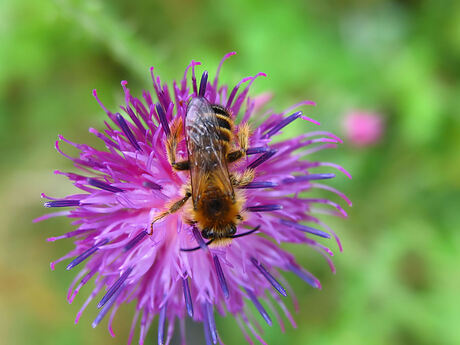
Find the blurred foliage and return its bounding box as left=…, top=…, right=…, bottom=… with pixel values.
left=1, top=0, right=459, bottom=344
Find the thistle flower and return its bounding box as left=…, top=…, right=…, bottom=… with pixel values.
left=37, top=53, right=351, bottom=345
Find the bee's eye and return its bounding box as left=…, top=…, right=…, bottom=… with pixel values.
left=229, top=224, right=237, bottom=235
left=202, top=228, right=213, bottom=239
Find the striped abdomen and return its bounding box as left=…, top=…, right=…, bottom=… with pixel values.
left=211, top=104, right=233, bottom=153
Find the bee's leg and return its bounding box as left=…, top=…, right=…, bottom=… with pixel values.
left=149, top=191, right=192, bottom=235
left=166, top=118, right=190, bottom=171
left=227, top=122, right=250, bottom=163
left=230, top=169, right=255, bottom=188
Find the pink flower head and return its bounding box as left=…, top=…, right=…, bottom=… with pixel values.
left=343, top=110, right=384, bottom=147
left=37, top=53, right=351, bottom=345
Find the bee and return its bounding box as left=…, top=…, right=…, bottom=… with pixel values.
left=150, top=96, right=255, bottom=246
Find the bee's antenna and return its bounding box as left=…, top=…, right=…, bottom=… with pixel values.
left=229, top=225, right=261, bottom=239
left=180, top=239, right=214, bottom=252
left=181, top=226, right=260, bottom=252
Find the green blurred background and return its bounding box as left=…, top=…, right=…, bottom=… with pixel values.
left=1, top=0, right=459, bottom=344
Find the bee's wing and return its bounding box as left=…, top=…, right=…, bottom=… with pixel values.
left=185, top=97, right=234, bottom=207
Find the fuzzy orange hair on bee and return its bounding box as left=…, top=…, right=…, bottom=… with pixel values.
left=149, top=71, right=256, bottom=247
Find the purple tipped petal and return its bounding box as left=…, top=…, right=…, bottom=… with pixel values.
left=288, top=264, right=321, bottom=289
left=246, top=204, right=282, bottom=212
left=191, top=63, right=199, bottom=96
left=280, top=219, right=330, bottom=239
left=304, top=198, right=348, bottom=217
left=226, top=76, right=252, bottom=109
left=213, top=255, right=229, bottom=299
left=240, top=181, right=278, bottom=189
left=251, top=258, right=287, bottom=297
left=262, top=111, right=302, bottom=139
left=182, top=278, right=194, bottom=317
left=192, top=226, right=209, bottom=252
left=205, top=302, right=218, bottom=344
left=116, top=113, right=142, bottom=151
left=98, top=267, right=133, bottom=308
left=245, top=288, right=272, bottom=326
left=281, top=173, right=335, bottom=184
left=202, top=304, right=213, bottom=345
left=92, top=283, right=126, bottom=328
left=155, top=103, right=170, bottom=136
left=246, top=146, right=269, bottom=155
left=142, top=181, right=162, bottom=190
left=87, top=178, right=124, bottom=193
left=199, top=71, right=208, bottom=97
left=47, top=228, right=95, bottom=242
left=123, top=231, right=148, bottom=251
left=44, top=200, right=80, bottom=208
left=214, top=52, right=236, bottom=87
left=247, top=149, right=277, bottom=169
left=66, top=238, right=109, bottom=270
left=158, top=303, right=167, bottom=345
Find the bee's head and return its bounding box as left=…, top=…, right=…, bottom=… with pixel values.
left=201, top=223, right=237, bottom=239
left=201, top=227, right=214, bottom=239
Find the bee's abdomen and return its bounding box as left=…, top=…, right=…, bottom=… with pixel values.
left=215, top=114, right=233, bottom=145
left=216, top=115, right=231, bottom=130
left=211, top=104, right=231, bottom=117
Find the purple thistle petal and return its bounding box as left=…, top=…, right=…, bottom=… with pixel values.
left=142, top=181, right=162, bottom=190
left=226, top=76, right=253, bottom=109
left=199, top=71, right=208, bottom=97
left=250, top=258, right=287, bottom=297
left=182, top=278, right=194, bottom=317
left=123, top=103, right=146, bottom=135
left=155, top=103, right=170, bottom=136
left=44, top=199, right=80, bottom=208
left=89, top=127, right=121, bottom=150
left=116, top=113, right=142, bottom=151
left=66, top=238, right=109, bottom=270
left=158, top=302, right=167, bottom=345
left=87, top=178, right=124, bottom=193
left=92, top=283, right=126, bottom=328
left=281, top=173, right=335, bottom=184
left=192, top=226, right=209, bottom=252
left=202, top=303, right=213, bottom=345
left=213, top=255, right=229, bottom=299
left=205, top=301, right=218, bottom=344
left=311, top=182, right=352, bottom=207
left=213, top=52, right=236, bottom=88
left=246, top=146, right=269, bottom=155
left=288, top=264, right=321, bottom=289
left=98, top=267, right=133, bottom=308
left=47, top=228, right=95, bottom=242
left=304, top=198, right=348, bottom=217
left=262, top=111, right=302, bottom=139
left=240, top=181, right=278, bottom=189
left=191, top=63, right=199, bottom=96
left=123, top=231, right=148, bottom=252
left=247, top=149, right=277, bottom=169
left=245, top=288, right=272, bottom=326
left=246, top=204, right=282, bottom=212
left=280, top=219, right=330, bottom=239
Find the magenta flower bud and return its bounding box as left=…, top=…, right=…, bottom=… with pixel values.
left=38, top=53, right=351, bottom=344
left=343, top=110, right=384, bottom=147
